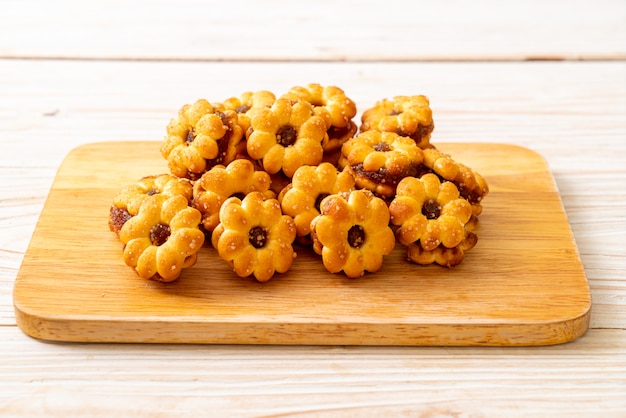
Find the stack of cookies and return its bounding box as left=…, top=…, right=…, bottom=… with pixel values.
left=108, top=84, right=488, bottom=282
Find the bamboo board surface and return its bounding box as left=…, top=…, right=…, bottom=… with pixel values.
left=13, top=141, right=591, bottom=346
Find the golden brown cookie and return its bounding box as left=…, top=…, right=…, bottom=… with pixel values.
left=246, top=98, right=328, bottom=178
left=340, top=130, right=424, bottom=198
left=118, top=194, right=205, bottom=282
left=421, top=147, right=489, bottom=215
left=161, top=99, right=245, bottom=180
left=279, top=162, right=355, bottom=242
left=388, top=173, right=473, bottom=250
left=211, top=192, right=297, bottom=282
left=108, top=174, right=193, bottom=235
left=310, top=190, right=395, bottom=278
left=192, top=159, right=275, bottom=234
left=360, top=95, right=434, bottom=149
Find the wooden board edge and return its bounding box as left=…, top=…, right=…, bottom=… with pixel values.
left=13, top=301, right=591, bottom=347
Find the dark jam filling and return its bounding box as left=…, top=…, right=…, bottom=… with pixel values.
left=186, top=128, right=196, bottom=144
left=421, top=121, right=434, bottom=137
left=216, top=111, right=228, bottom=124
left=276, top=125, right=297, bottom=147
left=150, top=223, right=171, bottom=246
left=248, top=226, right=267, bottom=249
left=458, top=184, right=483, bottom=205
left=406, top=121, right=434, bottom=141
left=206, top=131, right=232, bottom=167
left=109, top=206, right=132, bottom=232
left=373, top=142, right=391, bottom=152
left=314, top=193, right=330, bottom=212
left=347, top=225, right=365, bottom=248
left=235, top=104, right=251, bottom=114
left=351, top=163, right=417, bottom=186
left=422, top=199, right=441, bottom=220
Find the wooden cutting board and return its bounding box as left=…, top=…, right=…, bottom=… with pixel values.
left=13, top=141, right=591, bottom=346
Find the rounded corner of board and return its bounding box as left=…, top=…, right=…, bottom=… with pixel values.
left=13, top=298, right=68, bottom=343
left=13, top=303, right=49, bottom=342
left=542, top=307, right=592, bottom=346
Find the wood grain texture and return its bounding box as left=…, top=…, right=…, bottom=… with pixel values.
left=1, top=0, right=625, bottom=61
left=1, top=326, right=625, bottom=416
left=1, top=0, right=625, bottom=413
left=13, top=141, right=591, bottom=346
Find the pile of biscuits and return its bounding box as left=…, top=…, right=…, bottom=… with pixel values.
left=108, top=84, right=488, bottom=282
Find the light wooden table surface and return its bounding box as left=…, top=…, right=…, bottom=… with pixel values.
left=1, top=0, right=625, bottom=416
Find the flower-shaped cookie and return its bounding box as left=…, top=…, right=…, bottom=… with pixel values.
left=422, top=147, right=489, bottom=215
left=222, top=90, right=277, bottom=133
left=211, top=192, right=297, bottom=282
left=360, top=95, right=434, bottom=149
left=161, top=99, right=245, bottom=180
left=279, top=162, right=355, bottom=240
left=310, top=190, right=395, bottom=278
left=281, top=83, right=357, bottom=130
left=246, top=98, right=327, bottom=178
left=108, top=174, right=193, bottom=235
left=119, top=194, right=205, bottom=282
left=192, top=159, right=275, bottom=233
left=340, top=130, right=424, bottom=198
left=388, top=173, right=473, bottom=251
